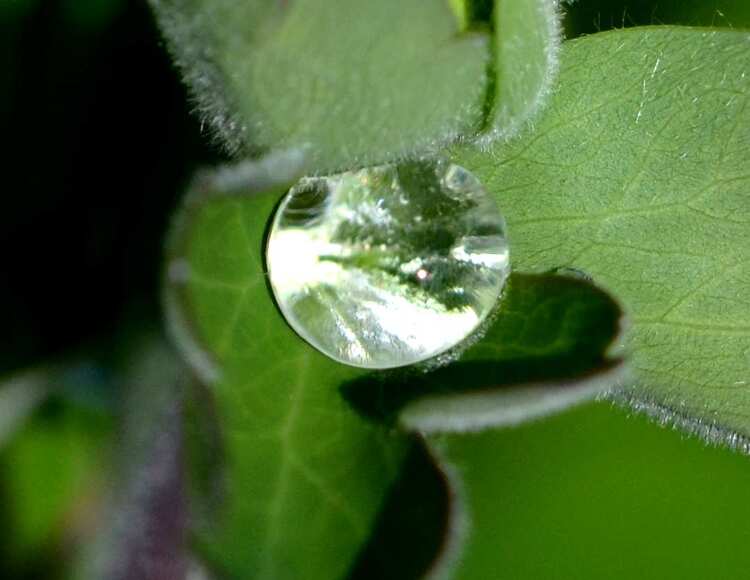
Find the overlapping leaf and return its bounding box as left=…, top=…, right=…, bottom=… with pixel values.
left=151, top=0, right=489, bottom=172
left=164, top=151, right=625, bottom=578
left=481, top=0, right=561, bottom=141
left=454, top=26, right=750, bottom=447
left=150, top=0, right=562, bottom=172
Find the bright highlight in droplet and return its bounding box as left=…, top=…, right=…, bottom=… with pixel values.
left=266, top=159, right=510, bottom=369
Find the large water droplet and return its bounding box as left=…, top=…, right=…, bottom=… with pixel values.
left=266, top=159, right=510, bottom=369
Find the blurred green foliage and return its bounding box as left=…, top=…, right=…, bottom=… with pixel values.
left=0, top=400, right=112, bottom=579
left=445, top=401, right=750, bottom=579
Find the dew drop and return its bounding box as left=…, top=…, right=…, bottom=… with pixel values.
left=266, top=159, right=510, bottom=369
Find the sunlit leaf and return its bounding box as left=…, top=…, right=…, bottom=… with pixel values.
left=455, top=27, right=750, bottom=444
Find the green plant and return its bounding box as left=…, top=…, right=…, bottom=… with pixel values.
left=146, top=0, right=750, bottom=578
left=2, top=1, right=748, bottom=578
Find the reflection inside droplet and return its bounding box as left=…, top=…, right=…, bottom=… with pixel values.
left=266, top=159, right=510, bottom=369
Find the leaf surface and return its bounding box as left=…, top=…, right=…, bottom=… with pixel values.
left=455, top=27, right=750, bottom=442
left=166, top=153, right=626, bottom=578
left=165, top=154, right=408, bottom=580
left=151, top=0, right=489, bottom=172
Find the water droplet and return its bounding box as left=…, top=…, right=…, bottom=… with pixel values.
left=266, top=159, right=510, bottom=369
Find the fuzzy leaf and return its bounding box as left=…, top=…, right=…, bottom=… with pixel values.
left=455, top=27, right=750, bottom=444
left=151, top=0, right=489, bottom=172
left=481, top=0, right=561, bottom=141
left=151, top=0, right=564, bottom=172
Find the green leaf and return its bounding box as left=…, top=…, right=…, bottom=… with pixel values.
left=432, top=401, right=750, bottom=579
left=166, top=153, right=627, bottom=578
left=343, top=271, right=626, bottom=433
left=164, top=152, right=408, bottom=580
left=481, top=0, right=561, bottom=141
left=151, top=0, right=489, bottom=172
left=454, top=27, right=750, bottom=443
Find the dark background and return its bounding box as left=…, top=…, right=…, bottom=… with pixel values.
left=0, top=0, right=220, bottom=375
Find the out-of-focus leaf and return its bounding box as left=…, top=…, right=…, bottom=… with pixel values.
left=454, top=27, right=750, bottom=444
left=0, top=400, right=112, bottom=570
left=77, top=335, right=187, bottom=580
left=432, top=402, right=750, bottom=579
